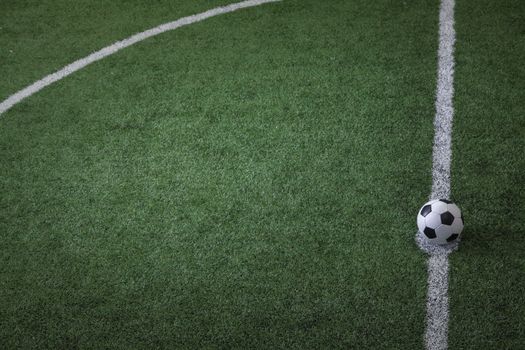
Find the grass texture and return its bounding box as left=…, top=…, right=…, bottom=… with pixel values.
left=2, top=0, right=523, bottom=348
left=0, top=0, right=236, bottom=102
left=448, top=0, right=525, bottom=348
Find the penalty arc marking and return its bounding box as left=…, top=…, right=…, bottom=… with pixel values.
left=0, top=0, right=281, bottom=116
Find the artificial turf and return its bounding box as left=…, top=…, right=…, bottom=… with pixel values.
left=0, top=0, right=236, bottom=102
left=448, top=0, right=525, bottom=348
left=1, top=0, right=523, bottom=348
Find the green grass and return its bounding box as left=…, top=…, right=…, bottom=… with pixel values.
left=0, top=0, right=237, bottom=101
left=1, top=0, right=523, bottom=348
left=449, top=0, right=525, bottom=348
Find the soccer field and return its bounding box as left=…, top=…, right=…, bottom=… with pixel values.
left=1, top=0, right=523, bottom=349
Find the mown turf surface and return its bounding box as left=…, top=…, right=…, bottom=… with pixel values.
left=449, top=0, right=525, bottom=348
left=3, top=0, right=521, bottom=348
left=1, top=0, right=437, bottom=348
left=0, top=0, right=236, bottom=102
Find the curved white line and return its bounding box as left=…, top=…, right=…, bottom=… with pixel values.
left=0, top=0, right=281, bottom=116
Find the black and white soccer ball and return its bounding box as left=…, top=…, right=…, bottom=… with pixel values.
left=417, top=199, right=464, bottom=245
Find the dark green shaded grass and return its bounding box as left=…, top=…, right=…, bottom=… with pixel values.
left=1, top=0, right=440, bottom=348
left=449, top=0, right=525, bottom=348
left=0, top=0, right=238, bottom=101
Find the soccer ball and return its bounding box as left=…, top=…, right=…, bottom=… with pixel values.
left=417, top=199, right=464, bottom=245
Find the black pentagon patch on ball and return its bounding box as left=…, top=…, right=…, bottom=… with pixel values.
left=439, top=199, right=453, bottom=204
left=440, top=212, right=454, bottom=225
left=420, top=205, right=432, bottom=217
left=446, top=234, right=459, bottom=242
left=424, top=227, right=436, bottom=239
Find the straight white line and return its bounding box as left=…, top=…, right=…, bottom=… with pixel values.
left=430, top=0, right=456, bottom=202
left=425, top=253, right=451, bottom=350
left=0, top=0, right=281, bottom=116
left=417, top=0, right=457, bottom=349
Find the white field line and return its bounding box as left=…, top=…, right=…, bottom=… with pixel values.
left=417, top=0, right=457, bottom=350
left=0, top=0, right=281, bottom=116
